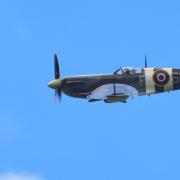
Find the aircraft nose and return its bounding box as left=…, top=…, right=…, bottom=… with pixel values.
left=48, top=79, right=61, bottom=89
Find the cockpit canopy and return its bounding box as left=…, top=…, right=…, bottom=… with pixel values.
left=116, top=67, right=142, bottom=75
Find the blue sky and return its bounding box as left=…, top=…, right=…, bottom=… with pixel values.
left=1, top=0, right=180, bottom=180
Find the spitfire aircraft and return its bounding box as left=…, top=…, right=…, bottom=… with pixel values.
left=48, top=54, right=180, bottom=103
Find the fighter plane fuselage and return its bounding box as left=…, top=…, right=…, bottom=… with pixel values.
left=59, top=68, right=180, bottom=101
left=48, top=54, right=180, bottom=103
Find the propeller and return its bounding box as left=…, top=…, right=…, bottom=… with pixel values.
left=48, top=54, right=62, bottom=102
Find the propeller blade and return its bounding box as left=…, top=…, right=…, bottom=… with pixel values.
left=54, top=54, right=60, bottom=79
left=53, top=54, right=62, bottom=102
left=55, top=86, right=62, bottom=102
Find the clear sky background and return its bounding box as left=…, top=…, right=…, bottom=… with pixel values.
left=0, top=0, right=180, bottom=180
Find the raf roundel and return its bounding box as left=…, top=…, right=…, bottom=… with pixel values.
left=153, top=70, right=170, bottom=86
left=157, top=73, right=166, bottom=82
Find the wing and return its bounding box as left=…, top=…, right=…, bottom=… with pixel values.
left=104, top=94, right=129, bottom=103
left=88, top=93, right=129, bottom=103
left=87, top=83, right=136, bottom=103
